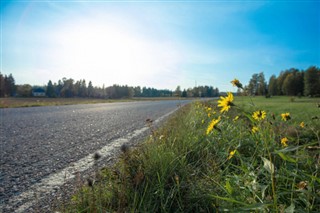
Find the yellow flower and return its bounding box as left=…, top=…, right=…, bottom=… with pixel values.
left=206, top=107, right=212, bottom=112
left=281, top=112, right=291, bottom=121
left=217, top=92, right=234, bottom=113
left=299, top=122, right=305, bottom=128
left=230, top=78, right=243, bottom=89
left=252, top=126, right=259, bottom=133
left=281, top=137, right=289, bottom=147
left=252, top=110, right=267, bottom=121
left=233, top=115, right=239, bottom=122
left=206, top=116, right=221, bottom=135
left=228, top=150, right=237, bottom=160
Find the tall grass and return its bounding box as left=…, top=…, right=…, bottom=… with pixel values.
left=61, top=90, right=319, bottom=212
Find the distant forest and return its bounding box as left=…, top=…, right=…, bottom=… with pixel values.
left=242, top=66, right=320, bottom=97
left=1, top=65, right=319, bottom=98
left=0, top=74, right=219, bottom=98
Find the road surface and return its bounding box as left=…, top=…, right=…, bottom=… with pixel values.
left=0, top=100, right=190, bottom=212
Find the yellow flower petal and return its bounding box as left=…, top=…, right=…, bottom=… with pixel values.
left=217, top=92, right=234, bottom=113
left=206, top=116, right=221, bottom=135
left=228, top=149, right=237, bottom=160
left=299, top=122, right=305, bottom=128
left=252, top=126, right=259, bottom=133
left=281, top=137, right=289, bottom=147
left=281, top=112, right=291, bottom=121
left=252, top=110, right=266, bottom=121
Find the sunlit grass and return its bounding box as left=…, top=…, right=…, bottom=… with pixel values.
left=235, top=96, right=320, bottom=123
left=0, top=97, right=186, bottom=108
left=0, top=98, right=126, bottom=108
left=60, top=89, right=320, bottom=212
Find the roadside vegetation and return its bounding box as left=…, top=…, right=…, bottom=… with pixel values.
left=60, top=79, right=320, bottom=212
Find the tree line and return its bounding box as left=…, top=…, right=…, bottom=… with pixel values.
left=0, top=74, right=220, bottom=98
left=44, top=78, right=219, bottom=98
left=0, top=73, right=16, bottom=97
left=2, top=65, right=318, bottom=98
left=243, top=66, right=320, bottom=97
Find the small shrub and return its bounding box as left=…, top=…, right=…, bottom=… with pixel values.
left=290, top=96, right=295, bottom=102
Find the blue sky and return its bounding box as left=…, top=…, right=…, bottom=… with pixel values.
left=1, top=1, right=319, bottom=91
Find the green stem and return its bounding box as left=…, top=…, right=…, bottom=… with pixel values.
left=263, top=136, right=277, bottom=212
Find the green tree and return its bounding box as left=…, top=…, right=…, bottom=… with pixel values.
left=16, top=84, right=32, bottom=97
left=0, top=73, right=16, bottom=97
left=0, top=72, right=5, bottom=97
left=60, top=78, right=75, bottom=97
left=304, top=66, right=320, bottom=96
left=133, top=86, right=142, bottom=97
left=182, top=89, right=187, bottom=97
left=174, top=86, right=182, bottom=97
left=257, top=72, right=267, bottom=95
left=268, top=75, right=278, bottom=96
left=277, top=70, right=290, bottom=95
left=88, top=81, right=94, bottom=97
left=282, top=68, right=304, bottom=96
left=6, top=74, right=16, bottom=96
left=247, top=73, right=259, bottom=95
left=46, top=80, right=56, bottom=97
left=282, top=73, right=296, bottom=96
left=80, top=80, right=88, bottom=97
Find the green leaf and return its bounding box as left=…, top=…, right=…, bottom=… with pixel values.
left=261, top=157, right=275, bottom=174
left=284, top=203, right=295, bottom=213
left=274, top=146, right=300, bottom=153
left=211, top=195, right=249, bottom=206
left=242, top=111, right=255, bottom=123
left=274, top=142, right=318, bottom=153
left=276, top=152, right=297, bottom=163
left=225, top=180, right=233, bottom=195
left=306, top=174, right=320, bottom=184
left=239, top=203, right=273, bottom=211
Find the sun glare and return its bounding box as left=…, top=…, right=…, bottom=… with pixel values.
left=51, top=18, right=178, bottom=86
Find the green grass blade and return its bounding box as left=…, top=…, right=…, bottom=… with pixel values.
left=211, top=195, right=249, bottom=206
left=276, top=152, right=297, bottom=163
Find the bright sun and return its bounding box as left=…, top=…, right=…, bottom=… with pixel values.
left=50, top=18, right=180, bottom=87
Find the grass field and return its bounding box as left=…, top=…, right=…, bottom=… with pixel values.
left=0, top=98, right=124, bottom=108
left=236, top=96, right=320, bottom=123
left=0, top=97, right=186, bottom=108
left=58, top=94, right=319, bottom=212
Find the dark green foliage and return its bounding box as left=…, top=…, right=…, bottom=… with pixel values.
left=0, top=72, right=16, bottom=97
left=304, top=66, right=320, bottom=97
left=16, top=84, right=32, bottom=97
left=282, top=68, right=304, bottom=96
left=268, top=75, right=278, bottom=96
left=247, top=72, right=267, bottom=96
left=250, top=66, right=319, bottom=97
left=46, top=80, right=56, bottom=97
left=1, top=72, right=219, bottom=99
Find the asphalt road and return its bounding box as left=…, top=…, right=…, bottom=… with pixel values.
left=0, top=100, right=190, bottom=212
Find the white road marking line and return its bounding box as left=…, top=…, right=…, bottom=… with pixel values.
left=2, top=107, right=179, bottom=213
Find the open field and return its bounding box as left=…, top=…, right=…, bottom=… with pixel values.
left=60, top=95, right=319, bottom=212
left=0, top=97, right=188, bottom=108
left=235, top=96, right=320, bottom=123
left=0, top=98, right=125, bottom=108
